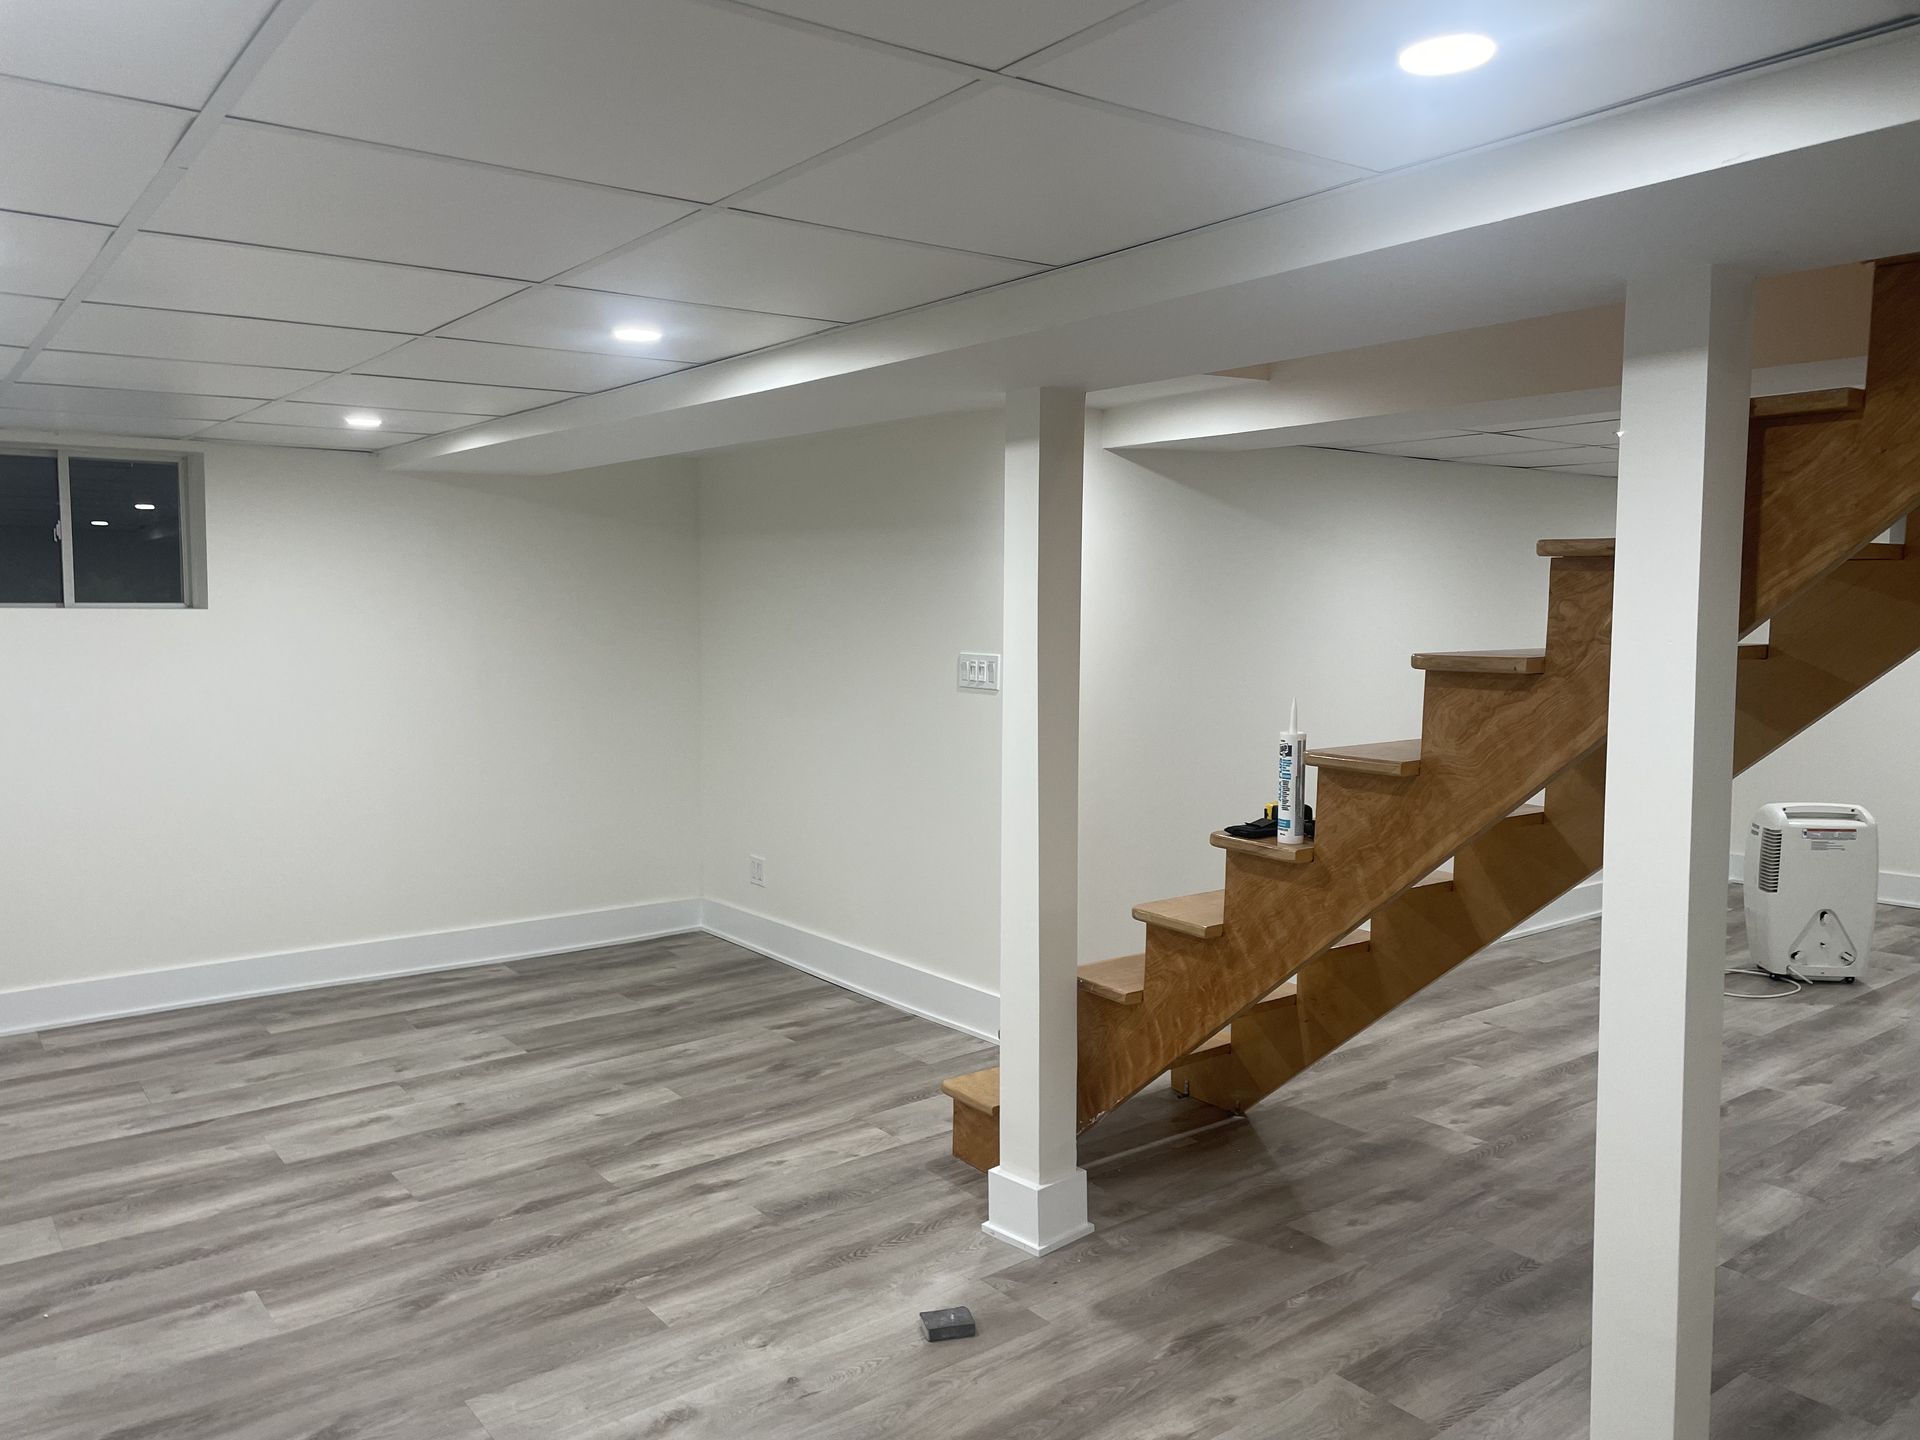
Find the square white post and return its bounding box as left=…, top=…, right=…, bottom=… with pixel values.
left=1589, top=264, right=1752, bottom=1439
left=986, top=387, right=1094, bottom=1256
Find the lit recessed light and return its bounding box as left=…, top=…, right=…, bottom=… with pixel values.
left=90, top=519, right=108, bottom=527
left=343, top=412, right=383, bottom=429
left=1615, top=429, right=1625, bottom=438
left=611, top=324, right=663, bottom=346
left=134, top=501, right=156, bottom=511
left=1397, top=33, right=1497, bottom=76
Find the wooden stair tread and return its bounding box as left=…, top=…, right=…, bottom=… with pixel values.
left=1177, top=1028, right=1234, bottom=1063
left=1749, top=387, right=1865, bottom=421
left=1538, top=536, right=1903, bottom=563
left=941, top=1067, right=999, bottom=1117
left=1307, top=738, right=1422, bottom=777
left=1412, top=649, right=1547, bottom=674
left=1209, top=830, right=1314, bottom=863
left=1537, top=537, right=1615, bottom=558
left=1507, top=802, right=1547, bottom=824
left=1133, top=890, right=1226, bottom=939
left=1078, top=953, right=1145, bottom=1005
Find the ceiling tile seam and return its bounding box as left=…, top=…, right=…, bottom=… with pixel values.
left=9, top=376, right=508, bottom=418
left=684, top=0, right=1377, bottom=174
left=203, top=79, right=1014, bottom=435
left=979, top=73, right=1377, bottom=174
left=0, top=0, right=325, bottom=407
left=677, top=0, right=984, bottom=81
left=215, top=116, right=714, bottom=209
left=552, top=283, right=839, bottom=327
left=0, top=203, right=119, bottom=234
left=27, top=344, right=559, bottom=385
left=0, top=68, right=197, bottom=117
left=706, top=206, right=1049, bottom=269
left=997, top=0, right=1188, bottom=74
left=127, top=228, right=567, bottom=288
left=60, top=298, right=416, bottom=340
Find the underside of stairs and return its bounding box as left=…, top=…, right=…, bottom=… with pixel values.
left=944, top=257, right=1920, bottom=1174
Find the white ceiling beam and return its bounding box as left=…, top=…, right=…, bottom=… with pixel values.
left=381, top=29, right=1920, bottom=474
left=1100, top=264, right=1872, bottom=450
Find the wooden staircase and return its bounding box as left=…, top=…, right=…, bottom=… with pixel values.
left=944, top=258, right=1920, bottom=1172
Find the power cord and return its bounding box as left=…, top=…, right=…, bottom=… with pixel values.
left=1724, top=964, right=1806, bottom=999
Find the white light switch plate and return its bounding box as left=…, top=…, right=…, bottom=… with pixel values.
left=957, top=652, right=1001, bottom=692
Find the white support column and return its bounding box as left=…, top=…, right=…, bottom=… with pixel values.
left=986, top=387, right=1094, bottom=1256
left=1589, top=264, right=1753, bottom=1440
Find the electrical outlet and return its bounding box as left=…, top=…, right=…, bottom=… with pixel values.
left=957, top=652, right=1001, bottom=692
left=748, top=854, right=765, bottom=887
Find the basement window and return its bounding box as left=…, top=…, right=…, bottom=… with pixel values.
left=0, top=448, right=202, bottom=608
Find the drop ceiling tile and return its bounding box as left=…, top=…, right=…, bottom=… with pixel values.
left=54, top=304, right=411, bottom=371
left=1504, top=420, right=1623, bottom=446
left=298, top=373, right=574, bottom=416
left=0, top=409, right=208, bottom=440
left=1367, top=432, right=1568, bottom=460
left=240, top=401, right=481, bottom=436
left=575, top=211, right=1044, bottom=322
left=199, top=420, right=423, bottom=450
left=0, top=212, right=114, bottom=301
left=1024, top=0, right=1909, bottom=170
left=748, top=0, right=1143, bottom=69
left=90, top=235, right=522, bottom=333
left=1501, top=445, right=1622, bottom=468
left=150, top=125, right=698, bottom=281
left=0, top=294, right=60, bottom=347
left=0, top=346, right=22, bottom=371
left=1544, top=463, right=1620, bottom=478
left=359, top=337, right=684, bottom=392
left=22, top=352, right=328, bottom=400
left=443, top=288, right=834, bottom=363
left=0, top=0, right=277, bottom=107
left=0, top=78, right=187, bottom=224
left=750, top=84, right=1362, bottom=264
left=7, top=385, right=254, bottom=421
left=235, top=0, right=965, bottom=201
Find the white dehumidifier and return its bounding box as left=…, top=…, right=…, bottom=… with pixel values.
left=1743, top=803, right=1878, bottom=983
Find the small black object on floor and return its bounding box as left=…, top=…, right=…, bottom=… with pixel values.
left=919, top=1306, right=976, bottom=1342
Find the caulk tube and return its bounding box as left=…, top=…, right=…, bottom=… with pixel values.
left=1276, top=700, right=1307, bottom=845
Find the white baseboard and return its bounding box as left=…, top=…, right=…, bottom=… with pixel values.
left=0, top=899, right=703, bottom=1037
left=1504, top=875, right=1605, bottom=939
left=698, top=900, right=998, bottom=1041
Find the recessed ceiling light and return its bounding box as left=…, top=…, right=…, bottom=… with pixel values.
left=611, top=324, right=663, bottom=345
left=1397, top=33, right=1497, bottom=76
left=343, top=412, right=383, bottom=429
left=134, top=501, right=156, bottom=511
left=90, top=519, right=108, bottom=527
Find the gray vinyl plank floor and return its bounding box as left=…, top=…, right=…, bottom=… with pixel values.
left=4, top=894, right=1920, bottom=1438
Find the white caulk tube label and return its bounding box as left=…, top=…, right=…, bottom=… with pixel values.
left=1277, top=734, right=1305, bottom=843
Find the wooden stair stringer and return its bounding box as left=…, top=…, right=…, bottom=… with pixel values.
left=1073, top=551, right=1615, bottom=1129
left=1744, top=259, right=1920, bottom=630
left=1294, top=745, right=1607, bottom=1063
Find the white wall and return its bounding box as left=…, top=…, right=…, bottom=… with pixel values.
left=1080, top=437, right=1618, bottom=961
left=1, top=440, right=701, bottom=1004
left=696, top=410, right=1005, bottom=996
left=1732, top=658, right=1920, bottom=888
left=691, top=410, right=1621, bottom=992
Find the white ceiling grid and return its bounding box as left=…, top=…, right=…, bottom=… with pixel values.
left=1340, top=413, right=1625, bottom=479
left=0, top=0, right=1907, bottom=453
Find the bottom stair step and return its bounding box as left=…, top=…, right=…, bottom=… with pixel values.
left=941, top=1067, right=999, bottom=1117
